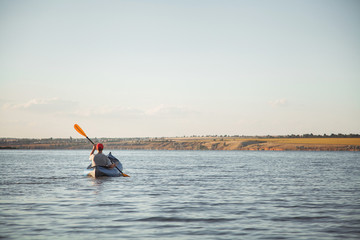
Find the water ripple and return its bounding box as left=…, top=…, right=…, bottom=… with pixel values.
left=135, top=216, right=235, bottom=223
left=1, top=150, right=360, bottom=240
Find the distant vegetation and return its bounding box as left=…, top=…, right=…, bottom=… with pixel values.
left=1, top=134, right=359, bottom=151
left=184, top=133, right=360, bottom=138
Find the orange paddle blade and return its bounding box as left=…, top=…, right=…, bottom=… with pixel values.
left=74, top=124, right=87, bottom=137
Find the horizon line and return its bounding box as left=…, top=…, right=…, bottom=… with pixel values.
left=1, top=133, right=360, bottom=140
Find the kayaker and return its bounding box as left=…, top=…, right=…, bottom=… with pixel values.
left=90, top=143, right=116, bottom=169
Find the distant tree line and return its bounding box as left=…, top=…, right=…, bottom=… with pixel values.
left=177, top=133, right=360, bottom=138
left=282, top=133, right=360, bottom=138
left=1, top=133, right=359, bottom=146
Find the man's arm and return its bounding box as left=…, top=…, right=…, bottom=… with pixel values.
left=106, top=156, right=116, bottom=169
left=107, top=163, right=116, bottom=169
left=90, top=144, right=96, bottom=156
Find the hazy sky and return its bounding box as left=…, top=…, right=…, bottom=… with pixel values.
left=1, top=0, right=359, bottom=138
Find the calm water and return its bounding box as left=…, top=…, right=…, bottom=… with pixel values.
left=0, top=150, right=359, bottom=239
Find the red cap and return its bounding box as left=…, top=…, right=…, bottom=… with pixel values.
left=96, top=143, right=104, bottom=151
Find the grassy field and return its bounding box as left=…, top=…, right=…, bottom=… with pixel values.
left=162, top=137, right=360, bottom=151
left=245, top=138, right=360, bottom=145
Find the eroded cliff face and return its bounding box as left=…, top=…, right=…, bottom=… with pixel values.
left=105, top=138, right=360, bottom=151
left=1, top=138, right=360, bottom=151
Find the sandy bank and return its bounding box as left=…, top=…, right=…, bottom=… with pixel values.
left=2, top=138, right=359, bottom=151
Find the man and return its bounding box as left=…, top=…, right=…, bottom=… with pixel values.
left=90, top=143, right=116, bottom=169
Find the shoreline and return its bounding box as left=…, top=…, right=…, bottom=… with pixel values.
left=1, top=137, right=360, bottom=151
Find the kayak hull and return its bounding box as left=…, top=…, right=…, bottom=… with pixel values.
left=84, top=152, right=124, bottom=178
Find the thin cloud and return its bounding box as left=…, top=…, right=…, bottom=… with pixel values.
left=73, top=106, right=143, bottom=118
left=269, top=98, right=288, bottom=107
left=2, top=98, right=78, bottom=113
left=145, top=104, right=198, bottom=117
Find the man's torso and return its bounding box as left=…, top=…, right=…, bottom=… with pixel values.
left=91, top=153, right=111, bottom=167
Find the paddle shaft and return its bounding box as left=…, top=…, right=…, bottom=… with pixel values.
left=108, top=158, right=128, bottom=177
left=86, top=137, right=95, bottom=145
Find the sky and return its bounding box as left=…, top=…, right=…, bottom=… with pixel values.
left=0, top=0, right=359, bottom=138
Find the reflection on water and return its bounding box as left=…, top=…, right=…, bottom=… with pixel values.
left=0, top=150, right=360, bottom=239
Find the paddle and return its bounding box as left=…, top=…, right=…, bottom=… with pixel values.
left=73, top=124, right=130, bottom=177
left=74, top=124, right=95, bottom=145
